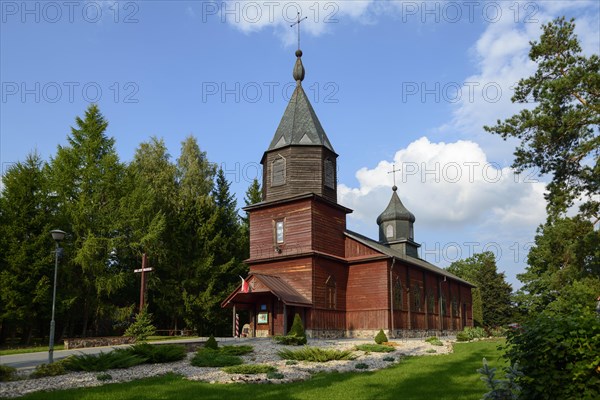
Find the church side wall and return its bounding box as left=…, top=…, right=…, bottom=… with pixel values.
left=310, top=258, right=347, bottom=334
left=346, top=260, right=390, bottom=332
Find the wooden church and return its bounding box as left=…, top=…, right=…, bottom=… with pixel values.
left=222, top=50, right=475, bottom=338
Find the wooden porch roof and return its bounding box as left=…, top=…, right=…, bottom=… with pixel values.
left=221, top=273, right=312, bottom=308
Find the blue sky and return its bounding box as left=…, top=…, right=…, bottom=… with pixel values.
left=1, top=1, right=599, bottom=288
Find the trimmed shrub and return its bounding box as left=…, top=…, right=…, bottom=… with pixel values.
left=191, top=349, right=242, bottom=367
left=220, top=345, right=253, bottom=356
left=374, top=329, right=388, bottom=344
left=456, top=331, right=470, bottom=342
left=0, top=365, right=17, bottom=381
left=355, top=344, right=395, bottom=353
left=222, top=364, right=276, bottom=374
left=123, top=307, right=155, bottom=341
left=503, top=313, right=600, bottom=400
left=382, top=356, right=395, bottom=362
left=425, top=336, right=443, bottom=346
left=96, top=373, right=113, bottom=381
left=30, top=362, right=66, bottom=378
left=128, top=343, right=186, bottom=363
left=277, top=347, right=355, bottom=362
left=267, top=371, right=285, bottom=379
left=62, top=349, right=147, bottom=372
left=204, top=335, right=218, bottom=350
left=355, top=363, right=369, bottom=370
left=288, top=313, right=306, bottom=337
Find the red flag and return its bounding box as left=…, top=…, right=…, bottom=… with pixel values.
left=240, top=276, right=249, bottom=293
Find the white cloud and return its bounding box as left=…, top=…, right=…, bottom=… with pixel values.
left=339, top=136, right=547, bottom=232
left=439, top=1, right=600, bottom=160
left=218, top=0, right=377, bottom=46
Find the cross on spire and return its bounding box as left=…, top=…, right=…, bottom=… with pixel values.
left=290, top=12, right=308, bottom=51
left=388, top=164, right=401, bottom=191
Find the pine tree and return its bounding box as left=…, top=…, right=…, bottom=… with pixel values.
left=0, top=153, right=55, bottom=344
left=484, top=17, right=600, bottom=221
left=49, top=104, right=126, bottom=336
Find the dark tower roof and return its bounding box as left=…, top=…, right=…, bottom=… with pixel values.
left=267, top=50, right=335, bottom=153
left=376, top=186, right=416, bottom=225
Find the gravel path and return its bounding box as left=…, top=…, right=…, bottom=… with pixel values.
left=0, top=338, right=453, bottom=398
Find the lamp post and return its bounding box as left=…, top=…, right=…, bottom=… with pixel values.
left=49, top=229, right=66, bottom=364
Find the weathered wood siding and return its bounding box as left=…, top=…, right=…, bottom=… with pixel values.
left=250, top=257, right=313, bottom=301
left=345, top=237, right=380, bottom=258
left=262, top=146, right=337, bottom=203
left=248, top=198, right=312, bottom=260
left=312, top=201, right=346, bottom=257
left=346, top=260, right=390, bottom=330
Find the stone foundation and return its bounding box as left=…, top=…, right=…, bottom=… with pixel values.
left=63, top=336, right=136, bottom=350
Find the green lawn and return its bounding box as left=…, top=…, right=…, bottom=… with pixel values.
left=0, top=345, right=65, bottom=356
left=16, top=340, right=506, bottom=400
left=0, top=336, right=198, bottom=356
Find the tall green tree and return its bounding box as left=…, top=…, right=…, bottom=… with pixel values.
left=49, top=104, right=126, bottom=336
left=119, top=137, right=177, bottom=330
left=447, top=252, right=513, bottom=327
left=240, top=178, right=262, bottom=259
left=485, top=17, right=600, bottom=221
left=0, top=153, right=55, bottom=344
left=515, top=216, right=600, bottom=317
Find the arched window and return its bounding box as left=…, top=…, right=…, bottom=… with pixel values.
left=393, top=276, right=403, bottom=310
left=324, top=158, right=335, bottom=188
left=427, top=291, right=435, bottom=313
left=271, top=156, right=285, bottom=186
left=411, top=284, right=422, bottom=312
left=326, top=275, right=336, bottom=309
left=386, top=224, right=394, bottom=239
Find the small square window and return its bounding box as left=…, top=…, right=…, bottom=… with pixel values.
left=275, top=220, right=284, bottom=243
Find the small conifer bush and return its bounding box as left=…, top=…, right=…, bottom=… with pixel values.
left=355, top=344, right=395, bottom=353
left=374, top=329, right=388, bottom=344
left=355, top=363, right=369, bottom=370
left=191, top=349, right=242, bottom=367
left=124, top=307, right=156, bottom=341
left=274, top=313, right=307, bottom=345
left=204, top=335, right=219, bottom=350
left=219, top=345, right=253, bottom=356
left=222, top=364, right=276, bottom=374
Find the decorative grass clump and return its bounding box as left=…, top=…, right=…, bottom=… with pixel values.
left=219, top=345, right=254, bottom=356
left=222, top=364, right=276, bottom=374
left=30, top=362, right=66, bottom=378
left=128, top=343, right=186, bottom=363
left=0, top=365, right=17, bottom=381
left=425, top=337, right=444, bottom=346
left=277, top=346, right=356, bottom=362
left=355, top=344, right=395, bottom=353
left=191, top=349, right=243, bottom=367
left=61, top=349, right=147, bottom=372
left=374, top=329, right=388, bottom=344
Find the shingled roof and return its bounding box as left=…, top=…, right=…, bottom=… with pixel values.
left=267, top=50, right=334, bottom=153
left=344, top=230, right=476, bottom=287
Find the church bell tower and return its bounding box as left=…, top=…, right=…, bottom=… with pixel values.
left=260, top=50, right=338, bottom=204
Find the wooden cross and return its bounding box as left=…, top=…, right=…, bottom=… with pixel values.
left=290, top=12, right=308, bottom=51
left=388, top=164, right=402, bottom=187
left=134, top=253, right=153, bottom=312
